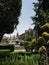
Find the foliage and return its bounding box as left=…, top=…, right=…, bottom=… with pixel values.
left=32, top=0, right=49, bottom=51
left=31, top=37, right=44, bottom=51
left=32, top=0, right=49, bottom=36
left=23, top=41, right=31, bottom=52
left=10, top=51, right=33, bottom=56
left=30, top=39, right=37, bottom=51
left=20, top=41, right=31, bottom=52
left=0, top=49, right=10, bottom=53
left=32, top=0, right=49, bottom=64
left=42, top=0, right=49, bottom=12
left=42, top=32, right=49, bottom=40
left=0, top=44, right=14, bottom=52
left=47, top=40, right=49, bottom=45
left=37, top=36, right=45, bottom=46
left=41, top=23, right=49, bottom=33
left=38, top=46, right=46, bottom=53
left=26, top=35, right=32, bottom=41
left=20, top=41, right=24, bottom=46
left=0, top=49, right=10, bottom=59
left=38, top=36, right=45, bottom=43
left=0, top=0, right=22, bottom=41
left=26, top=33, right=34, bottom=41
left=31, top=39, right=37, bottom=47
left=0, top=54, right=42, bottom=65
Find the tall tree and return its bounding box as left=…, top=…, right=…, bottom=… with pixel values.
left=0, top=0, right=22, bottom=41
left=32, top=0, right=49, bottom=65
left=32, top=0, right=49, bottom=36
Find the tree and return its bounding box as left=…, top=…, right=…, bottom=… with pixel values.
left=0, top=0, right=22, bottom=41
left=42, top=32, right=49, bottom=41
left=32, top=0, right=49, bottom=51
left=20, top=41, right=24, bottom=46
left=38, top=46, right=48, bottom=65
left=34, top=24, right=49, bottom=65
left=32, top=23, right=49, bottom=65
left=41, top=23, right=49, bottom=33
left=31, top=37, right=44, bottom=52
left=38, top=46, right=46, bottom=53
left=42, top=0, right=49, bottom=12
left=26, top=34, right=33, bottom=42
left=32, top=0, right=49, bottom=36
left=31, top=39, right=37, bottom=51
left=32, top=0, right=49, bottom=65
left=20, top=41, right=31, bottom=52
left=37, top=36, right=45, bottom=48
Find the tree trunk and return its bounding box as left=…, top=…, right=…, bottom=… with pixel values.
left=45, top=52, right=48, bottom=65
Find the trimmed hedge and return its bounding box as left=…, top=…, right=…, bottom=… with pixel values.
left=0, top=44, right=14, bottom=52
left=0, top=49, right=10, bottom=52
left=0, top=49, right=10, bottom=59
left=10, top=51, right=38, bottom=56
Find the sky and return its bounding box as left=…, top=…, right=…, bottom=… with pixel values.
left=4, top=0, right=37, bottom=37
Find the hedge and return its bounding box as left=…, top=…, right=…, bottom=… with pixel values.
left=0, top=44, right=14, bottom=52
left=10, top=51, right=38, bottom=56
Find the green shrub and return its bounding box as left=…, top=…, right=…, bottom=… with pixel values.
left=0, top=49, right=10, bottom=53
left=0, top=53, right=47, bottom=65
left=10, top=52, right=33, bottom=56
left=0, top=44, right=14, bottom=52
left=0, top=49, right=10, bottom=59
left=20, top=41, right=24, bottom=46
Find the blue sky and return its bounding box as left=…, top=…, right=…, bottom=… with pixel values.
left=17, top=0, right=37, bottom=35
left=5, top=0, right=37, bottom=37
